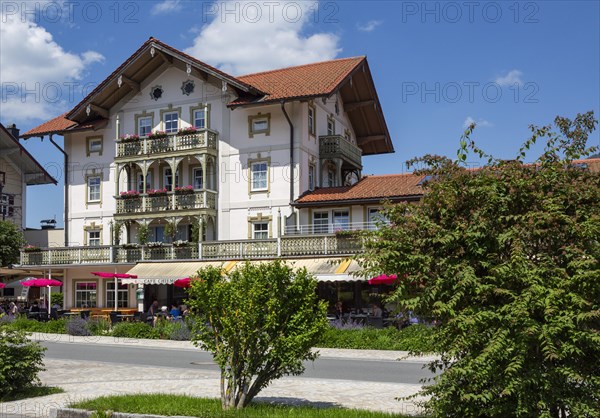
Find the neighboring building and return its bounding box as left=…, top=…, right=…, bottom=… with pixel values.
left=0, top=123, right=57, bottom=229
left=18, top=37, right=417, bottom=311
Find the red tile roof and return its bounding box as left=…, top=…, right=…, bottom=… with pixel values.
left=21, top=113, right=77, bottom=138
left=295, top=173, right=424, bottom=206
left=231, top=57, right=366, bottom=106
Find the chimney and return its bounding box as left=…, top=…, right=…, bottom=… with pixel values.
left=6, top=124, right=20, bottom=139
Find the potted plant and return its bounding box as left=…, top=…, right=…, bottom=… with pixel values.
left=174, top=185, right=194, bottom=194
left=148, top=130, right=168, bottom=140
left=119, top=190, right=140, bottom=199
left=118, top=134, right=140, bottom=143
left=147, top=242, right=164, bottom=248
left=138, top=224, right=149, bottom=246
left=173, top=240, right=189, bottom=247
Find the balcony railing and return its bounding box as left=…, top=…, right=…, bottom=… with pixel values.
left=115, top=190, right=217, bottom=215
left=319, top=135, right=362, bottom=168
left=284, top=221, right=388, bottom=235
left=116, top=130, right=218, bottom=159
left=19, top=235, right=364, bottom=266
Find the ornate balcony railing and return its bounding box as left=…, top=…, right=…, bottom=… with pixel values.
left=19, top=235, right=364, bottom=266
left=115, top=130, right=218, bottom=159
left=319, top=135, right=362, bottom=168
left=115, top=190, right=216, bottom=215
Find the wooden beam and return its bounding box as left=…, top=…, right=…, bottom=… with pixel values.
left=120, top=75, right=140, bottom=93
left=357, top=135, right=386, bottom=145
left=344, top=99, right=375, bottom=112
left=88, top=103, right=109, bottom=118
left=155, top=49, right=173, bottom=65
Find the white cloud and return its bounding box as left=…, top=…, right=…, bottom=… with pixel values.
left=494, top=69, right=523, bottom=86
left=151, top=0, right=182, bottom=15
left=463, top=116, right=492, bottom=128
left=0, top=5, right=104, bottom=124
left=357, top=20, right=382, bottom=32
left=184, top=0, right=340, bottom=75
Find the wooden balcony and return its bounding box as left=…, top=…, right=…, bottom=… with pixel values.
left=115, top=190, right=217, bottom=220
left=319, top=135, right=362, bottom=169
left=115, top=130, right=218, bottom=161
left=19, top=235, right=364, bottom=267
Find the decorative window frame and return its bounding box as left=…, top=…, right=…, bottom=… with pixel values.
left=312, top=210, right=330, bottom=234
left=134, top=111, right=155, bottom=136
left=105, top=280, right=130, bottom=309
left=248, top=156, right=271, bottom=195
left=248, top=112, right=271, bottom=138
left=86, top=136, right=103, bottom=157
left=189, top=164, right=203, bottom=190
left=83, top=222, right=103, bottom=246
left=308, top=102, right=316, bottom=137
left=189, top=103, right=211, bottom=130
left=247, top=213, right=273, bottom=239
left=73, top=279, right=99, bottom=308
left=327, top=114, right=336, bottom=135
left=85, top=173, right=103, bottom=206
left=308, top=163, right=316, bottom=191
left=159, top=105, right=182, bottom=132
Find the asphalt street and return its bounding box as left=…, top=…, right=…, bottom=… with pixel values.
left=40, top=340, right=435, bottom=385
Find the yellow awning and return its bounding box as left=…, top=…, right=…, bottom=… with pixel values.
left=123, top=261, right=224, bottom=284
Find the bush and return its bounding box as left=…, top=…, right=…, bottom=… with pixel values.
left=1, top=317, right=67, bottom=334
left=111, top=322, right=158, bottom=339
left=318, top=324, right=435, bottom=352
left=0, top=329, right=46, bottom=399
left=50, top=293, right=63, bottom=307
left=88, top=318, right=111, bottom=336
left=66, top=317, right=91, bottom=336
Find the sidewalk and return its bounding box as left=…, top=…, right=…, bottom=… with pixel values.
left=0, top=333, right=433, bottom=417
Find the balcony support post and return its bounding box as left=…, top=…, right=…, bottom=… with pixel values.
left=277, top=237, right=281, bottom=257
left=198, top=241, right=203, bottom=260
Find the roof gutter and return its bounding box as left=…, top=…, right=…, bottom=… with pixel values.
left=48, top=134, right=69, bottom=246
left=280, top=101, right=295, bottom=205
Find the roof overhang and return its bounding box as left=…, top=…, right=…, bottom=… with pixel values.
left=293, top=194, right=422, bottom=208
left=66, top=38, right=264, bottom=124
left=0, top=124, right=58, bottom=185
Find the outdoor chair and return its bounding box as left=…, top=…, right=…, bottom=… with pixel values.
left=80, top=310, right=91, bottom=320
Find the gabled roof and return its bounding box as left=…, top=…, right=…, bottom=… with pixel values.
left=0, top=124, right=57, bottom=185
left=294, top=173, right=424, bottom=207
left=232, top=57, right=365, bottom=105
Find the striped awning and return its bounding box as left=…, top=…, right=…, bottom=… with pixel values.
left=124, top=258, right=365, bottom=284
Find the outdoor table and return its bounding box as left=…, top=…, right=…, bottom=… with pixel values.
left=117, top=314, right=135, bottom=322
left=61, top=312, right=79, bottom=318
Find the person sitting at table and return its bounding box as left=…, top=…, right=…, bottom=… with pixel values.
left=29, top=301, right=40, bottom=313
left=169, top=302, right=181, bottom=319
left=8, top=302, right=19, bottom=318
left=335, top=300, right=343, bottom=319
left=371, top=303, right=383, bottom=318
left=146, top=299, right=159, bottom=325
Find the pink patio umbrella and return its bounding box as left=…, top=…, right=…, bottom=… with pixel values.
left=173, top=277, right=192, bottom=288
left=91, top=272, right=138, bottom=311
left=0, top=282, right=6, bottom=289
left=368, top=274, right=398, bottom=286
left=21, top=278, right=63, bottom=314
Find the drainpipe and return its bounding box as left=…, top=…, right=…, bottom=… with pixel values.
left=48, top=134, right=69, bottom=247
left=280, top=101, right=294, bottom=204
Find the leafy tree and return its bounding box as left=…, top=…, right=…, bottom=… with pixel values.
left=0, top=329, right=46, bottom=398
left=186, top=261, right=328, bottom=409
left=359, top=112, right=600, bottom=417
left=0, top=220, right=25, bottom=267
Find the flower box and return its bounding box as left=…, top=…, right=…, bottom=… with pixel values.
left=118, top=134, right=140, bottom=143
left=121, top=243, right=140, bottom=249
left=147, top=188, right=169, bottom=196
left=173, top=240, right=190, bottom=247
left=119, top=190, right=140, bottom=199
left=146, top=242, right=164, bottom=248
left=174, top=185, right=194, bottom=194
left=148, top=131, right=168, bottom=140
left=177, top=127, right=197, bottom=136
left=22, top=245, right=41, bottom=253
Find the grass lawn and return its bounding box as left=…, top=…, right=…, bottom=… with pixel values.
left=1, top=386, right=64, bottom=402
left=70, top=394, right=417, bottom=418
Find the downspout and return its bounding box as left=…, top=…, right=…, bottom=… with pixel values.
left=280, top=101, right=294, bottom=204
left=48, top=134, right=69, bottom=246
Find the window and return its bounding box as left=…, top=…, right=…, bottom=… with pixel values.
left=308, top=105, right=316, bottom=136
left=88, top=230, right=101, bottom=246
left=253, top=222, right=269, bottom=239
left=75, top=282, right=97, bottom=308
left=193, top=168, right=203, bottom=189
left=0, top=194, right=14, bottom=218
left=163, top=168, right=179, bottom=191
left=327, top=169, right=336, bottom=187
left=87, top=176, right=101, bottom=202
left=251, top=162, right=268, bottom=191
left=248, top=113, right=271, bottom=137
left=193, top=108, right=206, bottom=129
left=163, top=112, right=178, bottom=133
left=368, top=208, right=388, bottom=230
left=138, top=116, right=152, bottom=137
left=137, top=171, right=152, bottom=193
left=333, top=210, right=350, bottom=231
left=153, top=226, right=165, bottom=242
left=327, top=116, right=335, bottom=135
left=106, top=282, right=129, bottom=309
left=313, top=212, right=329, bottom=234
left=308, top=165, right=315, bottom=191
left=87, top=137, right=102, bottom=156
left=176, top=224, right=188, bottom=241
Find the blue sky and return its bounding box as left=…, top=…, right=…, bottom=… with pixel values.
left=0, top=0, right=598, bottom=229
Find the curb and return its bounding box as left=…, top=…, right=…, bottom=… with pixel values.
left=52, top=409, right=194, bottom=418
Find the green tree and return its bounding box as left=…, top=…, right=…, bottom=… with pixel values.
left=186, top=261, right=328, bottom=410
left=0, top=220, right=25, bottom=267
left=359, top=112, right=600, bottom=417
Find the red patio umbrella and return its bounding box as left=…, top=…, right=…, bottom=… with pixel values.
left=91, top=272, right=138, bottom=310
left=21, top=278, right=63, bottom=314
left=0, top=282, right=6, bottom=289
left=173, top=278, right=192, bottom=288
left=368, top=274, right=398, bottom=285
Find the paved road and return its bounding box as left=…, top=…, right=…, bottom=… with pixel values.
left=40, top=340, right=435, bottom=385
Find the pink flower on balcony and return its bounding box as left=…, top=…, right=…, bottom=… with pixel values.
left=174, top=185, right=194, bottom=194
left=148, top=130, right=168, bottom=140
left=119, top=190, right=140, bottom=199
left=177, top=126, right=197, bottom=135
left=147, top=188, right=168, bottom=195
left=118, top=134, right=140, bottom=143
